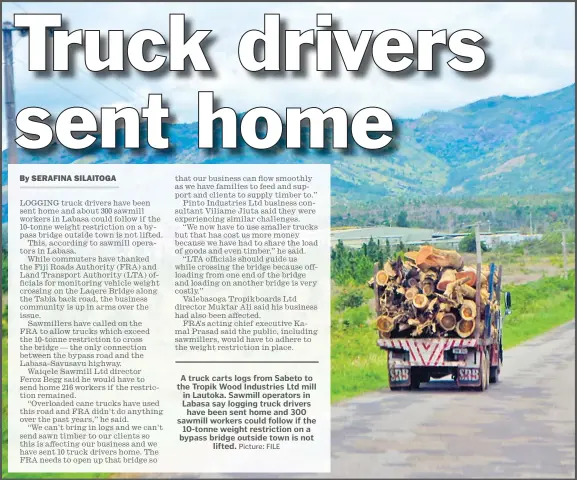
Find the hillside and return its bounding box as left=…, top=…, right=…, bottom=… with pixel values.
left=2, top=84, right=575, bottom=209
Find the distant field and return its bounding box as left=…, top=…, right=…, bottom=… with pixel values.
left=462, top=252, right=576, bottom=285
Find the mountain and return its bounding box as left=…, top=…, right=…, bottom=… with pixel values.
left=2, top=84, right=575, bottom=213
left=407, top=83, right=575, bottom=196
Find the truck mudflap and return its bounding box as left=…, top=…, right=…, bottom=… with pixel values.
left=388, top=366, right=411, bottom=388
left=378, top=338, right=478, bottom=366
left=457, top=347, right=491, bottom=388
left=457, top=367, right=482, bottom=386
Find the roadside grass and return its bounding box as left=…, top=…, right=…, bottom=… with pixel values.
left=331, top=326, right=388, bottom=404
left=501, top=271, right=575, bottom=349
left=331, top=271, right=575, bottom=403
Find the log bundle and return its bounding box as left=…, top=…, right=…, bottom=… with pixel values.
left=368, top=246, right=500, bottom=339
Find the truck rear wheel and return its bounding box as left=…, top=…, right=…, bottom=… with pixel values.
left=476, top=349, right=489, bottom=391
left=489, top=361, right=501, bottom=384
left=409, top=371, right=420, bottom=390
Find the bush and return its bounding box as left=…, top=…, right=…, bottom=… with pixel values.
left=334, top=289, right=365, bottom=311
left=342, top=305, right=371, bottom=329
left=459, top=233, right=489, bottom=253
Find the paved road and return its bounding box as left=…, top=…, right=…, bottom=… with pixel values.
left=144, top=321, right=575, bottom=479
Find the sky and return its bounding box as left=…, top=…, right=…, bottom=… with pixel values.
left=1, top=1, right=575, bottom=146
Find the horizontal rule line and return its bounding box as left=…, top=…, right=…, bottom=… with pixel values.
left=175, top=361, right=319, bottom=364
left=19, top=186, right=119, bottom=189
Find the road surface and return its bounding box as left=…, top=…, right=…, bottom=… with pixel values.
left=143, top=321, right=575, bottom=479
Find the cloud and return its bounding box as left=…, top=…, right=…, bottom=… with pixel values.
left=1, top=1, right=575, bottom=131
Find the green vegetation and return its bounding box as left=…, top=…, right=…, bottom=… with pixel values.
left=330, top=285, right=388, bottom=402
left=459, top=233, right=489, bottom=253
left=331, top=237, right=404, bottom=286
left=501, top=272, right=575, bottom=349
left=396, top=210, right=409, bottom=228
left=331, top=325, right=389, bottom=403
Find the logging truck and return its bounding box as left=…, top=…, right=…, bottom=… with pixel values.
left=376, top=262, right=512, bottom=391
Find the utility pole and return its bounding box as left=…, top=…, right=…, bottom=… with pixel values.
left=475, top=223, right=482, bottom=265
left=529, top=212, right=533, bottom=236
left=2, top=21, right=27, bottom=164
left=561, top=230, right=568, bottom=279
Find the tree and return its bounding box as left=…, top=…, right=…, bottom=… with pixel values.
left=396, top=210, right=409, bottom=228
left=384, top=239, right=392, bottom=260
left=382, top=208, right=390, bottom=226
left=459, top=233, right=489, bottom=253
left=362, top=237, right=380, bottom=263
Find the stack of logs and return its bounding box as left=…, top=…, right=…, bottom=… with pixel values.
left=368, top=246, right=500, bottom=339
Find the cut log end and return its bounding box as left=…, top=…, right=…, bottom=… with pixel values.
left=460, top=299, right=477, bottom=321
left=456, top=318, right=475, bottom=338
left=407, top=277, right=419, bottom=288
left=376, top=315, right=395, bottom=333
left=436, top=312, right=457, bottom=331
left=375, top=270, right=389, bottom=286
left=413, top=294, right=429, bottom=310
left=421, top=279, right=435, bottom=296
left=405, top=287, right=419, bottom=302
left=456, top=268, right=476, bottom=287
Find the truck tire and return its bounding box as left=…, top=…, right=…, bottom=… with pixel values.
left=476, top=349, right=489, bottom=391
left=489, top=360, right=501, bottom=384
left=409, top=374, right=420, bottom=390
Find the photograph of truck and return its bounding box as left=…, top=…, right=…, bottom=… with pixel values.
left=370, top=243, right=510, bottom=391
